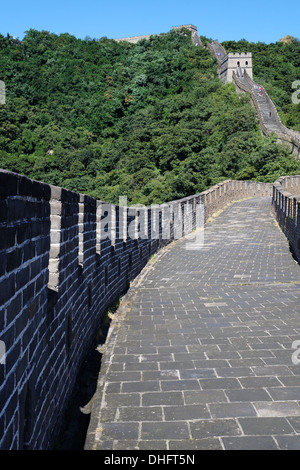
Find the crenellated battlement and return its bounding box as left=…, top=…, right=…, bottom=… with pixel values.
left=227, top=52, right=252, bottom=57
left=171, top=24, right=198, bottom=31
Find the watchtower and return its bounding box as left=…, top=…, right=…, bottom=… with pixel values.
left=171, top=25, right=202, bottom=46
left=219, top=52, right=253, bottom=83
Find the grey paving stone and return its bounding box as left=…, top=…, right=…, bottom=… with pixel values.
left=253, top=401, right=300, bottom=417
left=215, top=367, right=255, bottom=378
left=184, top=390, right=228, bottom=405
left=228, top=358, right=265, bottom=367
left=117, top=407, right=163, bottom=422
left=95, top=440, right=114, bottom=450
left=121, top=381, right=160, bottom=393
left=225, top=388, right=272, bottom=402
left=159, top=361, right=195, bottom=370
left=190, top=419, right=242, bottom=439
left=239, top=350, right=276, bottom=358
left=280, top=376, right=300, bottom=387
left=209, top=402, right=258, bottom=418
left=105, top=382, right=122, bottom=394
left=141, top=422, right=190, bottom=440
left=222, top=436, right=279, bottom=450
left=238, top=417, right=295, bottom=435
left=163, top=405, right=210, bottom=421
left=102, top=393, right=141, bottom=407
left=179, top=368, right=216, bottom=379
left=113, top=440, right=140, bottom=450
left=100, top=422, right=139, bottom=440
left=193, top=359, right=230, bottom=368
left=106, top=371, right=141, bottom=382
left=125, top=362, right=160, bottom=371
left=266, top=386, right=300, bottom=401
left=205, top=351, right=241, bottom=360
left=239, top=376, right=284, bottom=388
left=199, top=377, right=242, bottom=390
left=252, top=366, right=294, bottom=376
left=275, top=436, right=300, bottom=450
left=288, top=417, right=300, bottom=434
left=138, top=440, right=168, bottom=450
left=100, top=408, right=118, bottom=422
left=169, top=438, right=223, bottom=450
left=160, top=380, right=201, bottom=391
left=142, top=392, right=184, bottom=406
left=142, top=370, right=180, bottom=381
left=173, top=352, right=207, bottom=361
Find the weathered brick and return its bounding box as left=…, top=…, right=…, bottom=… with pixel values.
left=16, top=223, right=31, bottom=245
left=22, top=282, right=35, bottom=306
left=22, top=241, right=36, bottom=263
left=0, top=171, right=18, bottom=197
left=0, top=273, right=15, bottom=305
left=5, top=293, right=22, bottom=326
left=0, top=226, right=16, bottom=251
left=15, top=266, right=30, bottom=291
left=7, top=199, right=26, bottom=223
left=0, top=200, right=8, bottom=223
left=0, top=252, right=7, bottom=277
left=6, top=248, right=23, bottom=273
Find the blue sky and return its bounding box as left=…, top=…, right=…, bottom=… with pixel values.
left=1, top=0, right=299, bottom=44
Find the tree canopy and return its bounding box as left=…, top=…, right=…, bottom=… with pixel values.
left=0, top=29, right=299, bottom=205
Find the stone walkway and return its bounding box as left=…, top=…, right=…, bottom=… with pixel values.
left=85, top=197, right=300, bottom=450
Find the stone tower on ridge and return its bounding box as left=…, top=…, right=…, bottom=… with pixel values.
left=171, top=24, right=202, bottom=46
left=219, top=52, right=253, bottom=83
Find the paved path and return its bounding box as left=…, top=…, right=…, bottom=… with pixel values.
left=85, top=197, right=300, bottom=450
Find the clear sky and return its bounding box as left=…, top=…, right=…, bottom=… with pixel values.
left=0, top=0, right=299, bottom=44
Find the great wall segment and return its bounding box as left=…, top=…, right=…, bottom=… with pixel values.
left=207, top=40, right=300, bottom=157
left=1, top=25, right=300, bottom=450
left=1, top=168, right=300, bottom=449
left=115, top=24, right=203, bottom=47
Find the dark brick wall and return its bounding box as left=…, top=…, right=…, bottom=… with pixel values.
left=0, top=170, right=273, bottom=449
left=0, top=170, right=51, bottom=450
left=272, top=176, right=300, bottom=263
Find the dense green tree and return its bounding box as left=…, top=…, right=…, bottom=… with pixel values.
left=0, top=29, right=299, bottom=204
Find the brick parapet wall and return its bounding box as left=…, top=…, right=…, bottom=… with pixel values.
left=272, top=175, right=300, bottom=262
left=115, top=35, right=152, bottom=44
left=0, top=170, right=273, bottom=449
left=274, top=175, right=300, bottom=196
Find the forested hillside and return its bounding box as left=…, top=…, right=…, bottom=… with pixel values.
left=0, top=29, right=300, bottom=204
